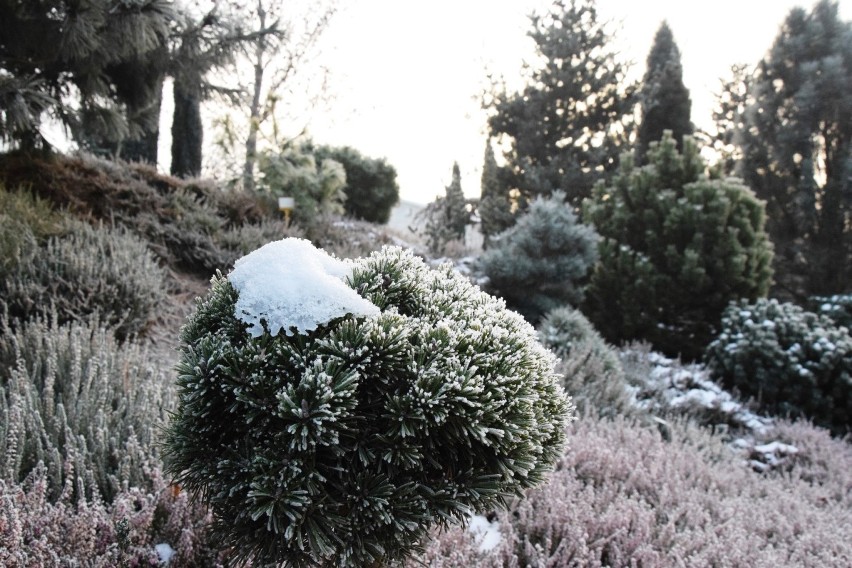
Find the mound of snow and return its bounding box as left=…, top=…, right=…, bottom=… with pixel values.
left=229, top=238, right=379, bottom=337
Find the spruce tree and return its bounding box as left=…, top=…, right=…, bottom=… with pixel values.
left=729, top=0, right=851, bottom=298
left=486, top=0, right=635, bottom=206
left=636, top=21, right=692, bottom=162
left=480, top=190, right=600, bottom=323
left=583, top=132, right=774, bottom=360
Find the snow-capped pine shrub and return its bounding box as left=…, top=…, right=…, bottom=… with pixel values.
left=411, top=416, right=852, bottom=567
left=164, top=239, right=572, bottom=567
left=2, top=220, right=166, bottom=339
left=537, top=306, right=633, bottom=417
left=480, top=190, right=599, bottom=323
left=583, top=132, right=774, bottom=361
left=0, top=463, right=226, bottom=567
left=0, top=316, right=176, bottom=503
left=704, top=298, right=852, bottom=434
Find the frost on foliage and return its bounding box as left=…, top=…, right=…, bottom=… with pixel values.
left=624, top=349, right=773, bottom=436
left=165, top=244, right=571, bottom=568
left=229, top=238, right=379, bottom=337
left=705, top=298, right=852, bottom=435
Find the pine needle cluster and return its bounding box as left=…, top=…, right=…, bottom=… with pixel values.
left=164, top=246, right=573, bottom=567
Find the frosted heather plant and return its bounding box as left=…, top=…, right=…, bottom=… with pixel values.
left=164, top=241, right=573, bottom=567
left=0, top=463, right=226, bottom=567
left=410, top=415, right=852, bottom=567
left=0, top=315, right=176, bottom=503
left=537, top=306, right=634, bottom=418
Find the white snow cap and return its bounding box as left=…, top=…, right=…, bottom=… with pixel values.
left=229, top=238, right=380, bottom=337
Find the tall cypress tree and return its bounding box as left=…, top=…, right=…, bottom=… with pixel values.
left=636, top=21, right=692, bottom=162
left=478, top=142, right=514, bottom=247
left=445, top=162, right=468, bottom=241
left=486, top=0, right=635, bottom=207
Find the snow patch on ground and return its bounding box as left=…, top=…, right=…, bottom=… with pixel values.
left=628, top=350, right=774, bottom=436
left=624, top=349, right=801, bottom=473
left=468, top=514, right=502, bottom=552
left=155, top=543, right=175, bottom=564
left=229, top=238, right=379, bottom=337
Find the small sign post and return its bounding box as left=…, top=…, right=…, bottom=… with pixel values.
left=278, top=197, right=295, bottom=224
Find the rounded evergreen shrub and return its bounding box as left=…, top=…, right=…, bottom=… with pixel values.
left=2, top=221, right=166, bottom=339
left=480, top=190, right=599, bottom=323
left=164, top=239, right=572, bottom=567
left=704, top=298, right=852, bottom=434
left=537, top=306, right=633, bottom=417
left=583, top=132, right=774, bottom=360
left=313, top=144, right=401, bottom=224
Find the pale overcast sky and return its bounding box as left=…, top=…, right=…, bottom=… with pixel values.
left=296, top=0, right=849, bottom=205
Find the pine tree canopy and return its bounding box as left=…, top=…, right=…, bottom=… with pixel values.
left=728, top=0, right=851, bottom=299
left=0, top=0, right=175, bottom=151
left=486, top=0, right=636, bottom=207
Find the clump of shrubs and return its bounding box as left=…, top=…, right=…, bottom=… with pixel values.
left=0, top=316, right=176, bottom=503
left=481, top=190, right=599, bottom=323
left=537, top=306, right=633, bottom=418
left=164, top=243, right=572, bottom=567
left=2, top=220, right=166, bottom=339
left=704, top=298, right=852, bottom=435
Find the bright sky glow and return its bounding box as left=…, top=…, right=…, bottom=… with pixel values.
left=301, top=0, right=850, bottom=204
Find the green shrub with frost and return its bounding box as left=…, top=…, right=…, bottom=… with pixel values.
left=164, top=239, right=572, bottom=567
left=583, top=132, right=774, bottom=360
left=705, top=298, right=852, bottom=434
left=480, top=190, right=599, bottom=323
left=808, top=294, right=852, bottom=330
left=537, top=306, right=633, bottom=417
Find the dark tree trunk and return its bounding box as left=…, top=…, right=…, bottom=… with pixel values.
left=171, top=77, right=203, bottom=178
